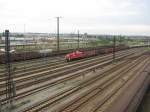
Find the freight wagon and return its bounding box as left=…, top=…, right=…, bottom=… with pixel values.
left=65, top=45, right=129, bottom=61
left=0, top=45, right=131, bottom=63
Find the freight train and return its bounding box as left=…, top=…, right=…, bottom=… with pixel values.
left=65, top=45, right=126, bottom=61
left=0, top=45, right=146, bottom=63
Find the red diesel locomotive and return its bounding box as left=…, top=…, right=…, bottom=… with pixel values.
left=65, top=50, right=96, bottom=61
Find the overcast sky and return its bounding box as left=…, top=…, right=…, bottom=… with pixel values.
left=0, top=0, right=150, bottom=35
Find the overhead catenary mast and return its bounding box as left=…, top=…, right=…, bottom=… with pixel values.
left=4, top=30, right=15, bottom=107
left=56, top=17, right=61, bottom=52
left=113, top=36, right=116, bottom=62
left=23, top=24, right=26, bottom=71
left=77, top=30, right=80, bottom=50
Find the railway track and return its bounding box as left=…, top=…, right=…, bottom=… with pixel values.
left=94, top=58, right=150, bottom=112
left=0, top=48, right=142, bottom=94
left=0, top=48, right=142, bottom=74
left=21, top=53, right=149, bottom=112
left=0, top=48, right=148, bottom=111
left=13, top=58, right=132, bottom=111
left=0, top=48, right=144, bottom=104
left=0, top=55, right=65, bottom=73
left=0, top=48, right=141, bottom=81
left=0, top=48, right=135, bottom=75
left=68, top=56, right=149, bottom=112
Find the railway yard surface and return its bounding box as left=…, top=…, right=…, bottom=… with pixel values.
left=0, top=47, right=150, bottom=112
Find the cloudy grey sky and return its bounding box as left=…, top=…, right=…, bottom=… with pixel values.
left=0, top=0, right=150, bottom=35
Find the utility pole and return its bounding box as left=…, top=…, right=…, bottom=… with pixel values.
left=113, top=36, right=116, bottom=62
left=23, top=24, right=26, bottom=71
left=5, top=30, right=15, bottom=107
left=77, top=30, right=80, bottom=50
left=56, top=17, right=61, bottom=52
left=0, top=97, right=1, bottom=112
left=149, top=38, right=150, bottom=48
left=119, top=35, right=121, bottom=45
left=147, top=37, right=150, bottom=48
